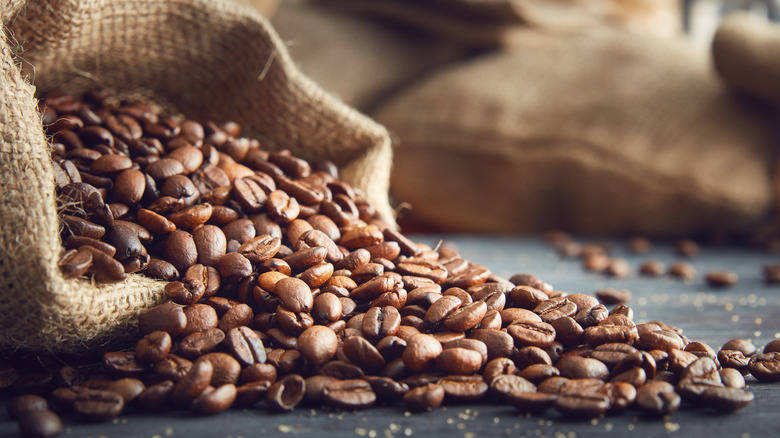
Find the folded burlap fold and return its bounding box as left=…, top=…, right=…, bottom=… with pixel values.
left=0, top=0, right=393, bottom=355
left=713, top=11, right=780, bottom=104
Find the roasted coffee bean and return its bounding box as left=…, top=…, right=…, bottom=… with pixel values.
left=135, top=380, right=175, bottom=412
left=274, top=276, right=314, bottom=313
left=342, top=336, right=386, bottom=374
left=595, top=288, right=631, bottom=305
left=403, top=383, right=445, bottom=412
left=719, top=367, right=746, bottom=389
left=200, top=353, right=241, bottom=386
left=178, top=328, right=225, bottom=359
left=135, top=331, right=172, bottom=363
left=402, top=334, right=442, bottom=372
left=705, top=270, right=738, bottom=287
left=18, top=409, right=63, bottom=438
left=266, top=374, right=305, bottom=412
left=518, top=364, right=560, bottom=384
left=322, top=379, right=376, bottom=410
left=8, top=394, right=49, bottom=420
left=636, top=381, right=680, bottom=417
left=57, top=247, right=93, bottom=279
left=764, top=339, right=780, bottom=354
left=362, top=305, right=401, bottom=339
left=152, top=355, right=193, bottom=383
left=721, top=338, right=758, bottom=357
left=164, top=230, right=198, bottom=274
left=298, top=325, right=338, bottom=366
left=598, top=381, right=636, bottom=413
left=191, top=383, right=237, bottom=415
left=469, top=329, right=514, bottom=361
left=181, top=303, right=219, bottom=337
left=105, top=378, right=145, bottom=404
left=233, top=380, right=271, bottom=408
left=102, top=351, right=146, bottom=379
left=556, top=355, right=609, bottom=381
left=507, top=320, right=556, bottom=348
left=639, top=259, right=666, bottom=276
left=554, top=392, right=610, bottom=419
left=171, top=359, right=213, bottom=407
left=506, top=391, right=557, bottom=414
left=139, top=302, right=187, bottom=336
left=73, top=388, right=125, bottom=422
left=436, top=348, right=483, bottom=376
left=748, top=352, right=780, bottom=382
left=489, top=374, right=536, bottom=399
left=668, top=261, right=696, bottom=281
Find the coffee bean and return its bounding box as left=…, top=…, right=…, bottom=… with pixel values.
left=8, top=394, right=49, bottom=420
left=274, top=277, right=313, bottom=313
left=554, top=392, right=610, bottom=419
left=139, top=302, right=187, bottom=336
left=705, top=270, right=738, bottom=287
left=266, top=374, right=305, bottom=412
left=57, top=248, right=93, bottom=279
left=342, top=336, right=385, bottom=374
left=178, top=328, right=225, bottom=359
left=322, top=379, right=376, bottom=410
left=403, top=383, right=445, bottom=412
left=135, top=380, right=175, bottom=411
left=18, top=409, right=62, bottom=438
left=298, top=325, right=338, bottom=366
left=507, top=320, right=556, bottom=348
left=639, top=259, right=665, bottom=276
left=595, top=288, right=631, bottom=305
left=73, top=388, right=125, bottom=422
left=506, top=391, right=557, bottom=414
left=135, top=331, right=172, bottom=363
left=748, top=352, right=780, bottom=382
left=636, top=381, right=680, bottom=417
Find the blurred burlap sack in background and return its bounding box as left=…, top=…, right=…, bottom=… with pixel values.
left=271, top=0, right=467, bottom=113
left=372, top=25, right=776, bottom=236
left=315, top=0, right=682, bottom=49
left=0, top=0, right=393, bottom=355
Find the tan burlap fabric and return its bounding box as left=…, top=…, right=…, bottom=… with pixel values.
left=713, top=12, right=780, bottom=104
left=375, top=26, right=775, bottom=237
left=0, top=0, right=393, bottom=355
left=316, top=0, right=682, bottom=49
left=272, top=1, right=466, bottom=113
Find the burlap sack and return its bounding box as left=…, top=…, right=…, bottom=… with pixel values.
left=271, top=0, right=466, bottom=112
left=374, top=26, right=775, bottom=237
left=713, top=11, right=780, bottom=104
left=316, top=0, right=682, bottom=49
left=0, top=0, right=393, bottom=355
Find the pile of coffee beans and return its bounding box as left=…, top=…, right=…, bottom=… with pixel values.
left=4, top=88, right=780, bottom=437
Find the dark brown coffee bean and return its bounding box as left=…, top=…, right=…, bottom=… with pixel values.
left=518, top=364, right=561, bottom=384
left=705, top=270, right=738, bottom=287
left=506, top=391, right=557, bottom=414
left=152, top=355, right=192, bottom=383
left=191, top=383, right=236, bottom=415
left=342, top=336, right=385, bottom=374
left=675, top=238, right=700, bottom=257
left=135, top=331, right=172, bottom=363
left=8, top=394, right=49, bottom=420
left=181, top=303, right=219, bottom=337
left=163, top=230, right=198, bottom=274
left=73, top=388, right=125, bottom=422
left=438, top=375, right=489, bottom=404
left=18, top=409, right=62, bottom=438
left=748, top=352, right=780, bottom=382
left=233, top=380, right=271, bottom=408
left=396, top=258, right=448, bottom=284
left=134, top=380, right=175, bottom=411
left=146, top=158, right=185, bottom=180
left=322, top=379, right=376, bottom=410
left=238, top=234, right=280, bottom=263
left=362, top=305, right=401, bottom=340
left=402, top=334, right=442, bottom=372
left=139, top=302, right=187, bottom=336
left=556, top=355, right=610, bottom=380
left=699, top=386, right=754, bottom=412
left=200, top=352, right=241, bottom=386
left=533, top=297, right=577, bottom=323
left=102, top=351, right=146, bottom=378
left=266, top=374, right=305, bottom=412
left=636, top=381, right=680, bottom=417
left=489, top=374, right=536, bottom=399
left=225, top=326, right=266, bottom=367
left=105, top=378, right=145, bottom=404
left=507, top=320, right=556, bottom=348
left=764, top=339, right=780, bottom=354
left=403, top=383, right=444, bottom=412
left=721, top=338, right=758, bottom=357
left=469, top=329, right=514, bottom=361
left=598, top=381, right=636, bottom=413
left=274, top=276, right=313, bottom=313
left=554, top=392, right=610, bottom=419
left=763, top=264, right=780, bottom=284
left=178, top=328, right=225, bottom=359
left=298, top=325, right=338, bottom=366
left=217, top=251, right=252, bottom=281
left=639, top=259, right=665, bottom=276
left=57, top=247, right=93, bottom=279
left=171, top=358, right=213, bottom=407
left=719, top=367, right=746, bottom=389
left=668, top=261, right=696, bottom=280
left=77, top=245, right=126, bottom=283
left=595, top=288, right=631, bottom=305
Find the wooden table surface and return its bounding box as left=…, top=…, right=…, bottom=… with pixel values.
left=1, top=235, right=779, bottom=438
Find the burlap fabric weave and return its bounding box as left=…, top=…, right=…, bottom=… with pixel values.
left=0, top=0, right=393, bottom=355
